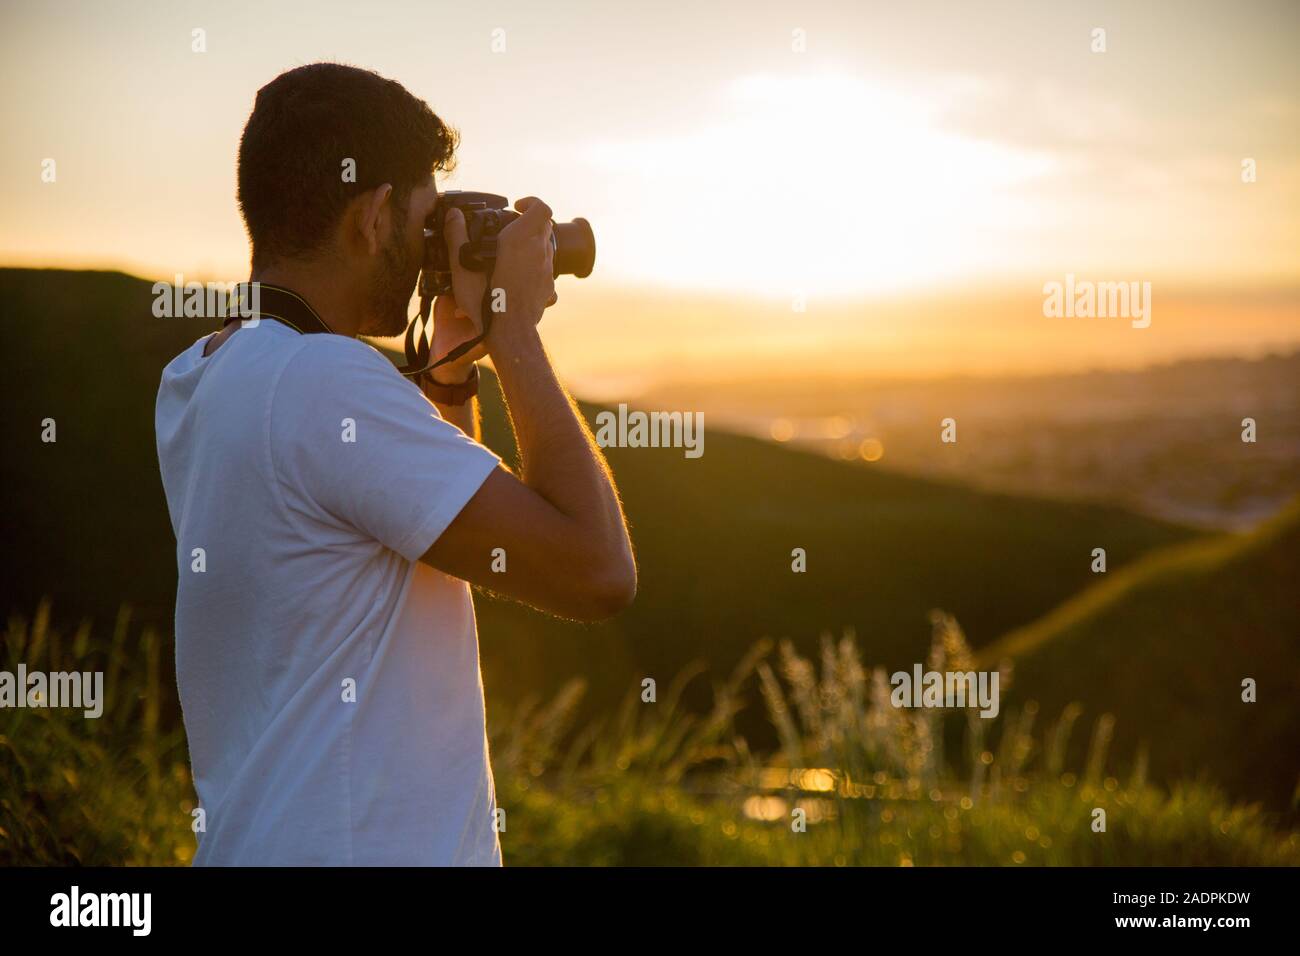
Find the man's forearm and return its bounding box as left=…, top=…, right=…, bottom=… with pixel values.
left=421, top=365, right=479, bottom=439
left=429, top=393, right=480, bottom=441
left=489, top=318, right=631, bottom=566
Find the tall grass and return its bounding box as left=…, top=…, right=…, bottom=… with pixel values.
left=0, top=603, right=194, bottom=865
left=2, top=603, right=1295, bottom=866
left=492, top=613, right=1298, bottom=865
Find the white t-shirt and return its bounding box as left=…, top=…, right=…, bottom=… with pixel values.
left=155, top=320, right=503, bottom=866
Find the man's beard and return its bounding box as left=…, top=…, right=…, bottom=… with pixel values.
left=360, top=224, right=419, bottom=337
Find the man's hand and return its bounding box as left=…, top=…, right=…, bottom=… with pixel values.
left=427, top=293, right=483, bottom=385
left=439, top=198, right=557, bottom=371
left=442, top=206, right=490, bottom=336
left=486, top=197, right=558, bottom=343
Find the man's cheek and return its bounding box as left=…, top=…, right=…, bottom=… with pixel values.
left=409, top=239, right=423, bottom=273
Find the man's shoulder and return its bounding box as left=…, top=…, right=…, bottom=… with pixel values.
left=278, top=331, right=398, bottom=379
left=158, top=335, right=208, bottom=379
left=270, top=332, right=414, bottom=419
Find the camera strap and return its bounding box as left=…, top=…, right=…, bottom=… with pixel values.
left=221, top=281, right=494, bottom=382
left=221, top=283, right=334, bottom=335
left=396, top=268, right=497, bottom=381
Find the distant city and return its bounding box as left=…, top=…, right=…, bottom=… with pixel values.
left=646, top=351, right=1300, bottom=531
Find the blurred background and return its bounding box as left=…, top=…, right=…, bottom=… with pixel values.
left=1, top=0, right=1297, bottom=865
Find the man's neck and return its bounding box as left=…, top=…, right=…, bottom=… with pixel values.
left=252, top=261, right=364, bottom=338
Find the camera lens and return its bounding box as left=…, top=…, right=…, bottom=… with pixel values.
left=553, top=219, right=595, bottom=279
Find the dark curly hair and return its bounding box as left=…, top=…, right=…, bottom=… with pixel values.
left=237, top=62, right=458, bottom=271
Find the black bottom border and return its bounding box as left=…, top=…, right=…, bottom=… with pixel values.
left=0, top=865, right=1288, bottom=941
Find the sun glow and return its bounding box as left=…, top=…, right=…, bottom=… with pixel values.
left=578, top=72, right=1054, bottom=297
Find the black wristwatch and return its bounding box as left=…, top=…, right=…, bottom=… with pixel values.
left=421, top=363, right=479, bottom=405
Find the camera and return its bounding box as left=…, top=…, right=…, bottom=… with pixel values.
left=420, top=191, right=595, bottom=303
left=399, top=191, right=595, bottom=378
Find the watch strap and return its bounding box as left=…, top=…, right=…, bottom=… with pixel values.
left=421, top=363, right=479, bottom=405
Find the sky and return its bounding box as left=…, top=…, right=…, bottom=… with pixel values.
left=2, top=0, right=1297, bottom=389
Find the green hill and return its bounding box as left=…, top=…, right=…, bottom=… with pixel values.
left=979, top=500, right=1300, bottom=807
left=1, top=267, right=1200, bottom=733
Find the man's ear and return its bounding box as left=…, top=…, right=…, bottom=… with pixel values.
left=354, top=183, right=395, bottom=256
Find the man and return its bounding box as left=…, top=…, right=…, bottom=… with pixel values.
left=154, top=63, right=637, bottom=866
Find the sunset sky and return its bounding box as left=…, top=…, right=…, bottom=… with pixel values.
left=2, top=0, right=1297, bottom=390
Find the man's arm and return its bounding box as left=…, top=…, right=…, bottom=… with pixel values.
left=419, top=198, right=636, bottom=621
left=424, top=386, right=479, bottom=441
left=421, top=293, right=481, bottom=440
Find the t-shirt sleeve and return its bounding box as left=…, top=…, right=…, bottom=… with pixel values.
left=269, top=337, right=501, bottom=561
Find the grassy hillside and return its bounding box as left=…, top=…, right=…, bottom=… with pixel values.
left=6, top=605, right=1296, bottom=865
left=474, top=405, right=1203, bottom=729
left=979, top=501, right=1300, bottom=807
left=1, top=267, right=1200, bottom=732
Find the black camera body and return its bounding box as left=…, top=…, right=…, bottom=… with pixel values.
left=420, top=190, right=595, bottom=301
